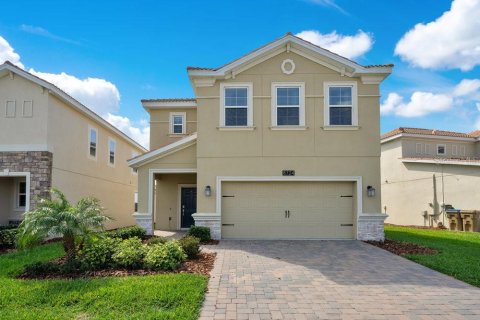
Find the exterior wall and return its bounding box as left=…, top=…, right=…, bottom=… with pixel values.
left=0, top=152, right=53, bottom=221
left=401, top=138, right=476, bottom=158
left=154, top=173, right=196, bottom=230
left=149, top=108, right=197, bottom=149
left=47, top=95, right=142, bottom=229
left=0, top=74, right=49, bottom=149
left=381, top=139, right=480, bottom=226
left=195, top=51, right=382, bottom=218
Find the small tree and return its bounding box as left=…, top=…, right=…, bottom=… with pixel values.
left=17, top=188, right=111, bottom=260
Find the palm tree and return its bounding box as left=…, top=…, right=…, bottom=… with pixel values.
left=17, top=188, right=111, bottom=260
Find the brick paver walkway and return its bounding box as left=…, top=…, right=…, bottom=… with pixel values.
left=200, top=240, right=480, bottom=319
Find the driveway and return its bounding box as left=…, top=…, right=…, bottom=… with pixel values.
left=200, top=240, right=480, bottom=320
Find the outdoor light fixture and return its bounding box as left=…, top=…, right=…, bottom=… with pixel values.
left=204, top=185, right=212, bottom=197
left=367, top=186, right=376, bottom=197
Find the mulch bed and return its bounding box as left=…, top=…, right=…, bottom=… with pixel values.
left=0, top=247, right=16, bottom=255
left=365, top=239, right=437, bottom=256
left=202, top=239, right=219, bottom=245
left=18, top=252, right=216, bottom=280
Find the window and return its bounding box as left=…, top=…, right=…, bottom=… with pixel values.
left=324, top=83, right=358, bottom=126
left=89, top=127, right=97, bottom=158
left=437, top=144, right=446, bottom=155
left=460, top=145, right=466, bottom=156
left=416, top=143, right=422, bottom=154
left=134, top=192, right=138, bottom=212
left=272, top=83, right=305, bottom=126
left=170, top=113, right=186, bottom=134
left=108, top=138, right=116, bottom=165
left=220, top=83, right=253, bottom=127
left=452, top=145, right=458, bottom=156
left=17, top=181, right=26, bottom=208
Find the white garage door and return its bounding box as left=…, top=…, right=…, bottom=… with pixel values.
left=221, top=181, right=355, bottom=239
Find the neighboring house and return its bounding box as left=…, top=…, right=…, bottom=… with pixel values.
left=129, top=33, right=392, bottom=240
left=381, top=127, right=480, bottom=227
left=0, top=62, right=147, bottom=229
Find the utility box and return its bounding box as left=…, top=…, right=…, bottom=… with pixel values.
left=446, top=210, right=462, bottom=231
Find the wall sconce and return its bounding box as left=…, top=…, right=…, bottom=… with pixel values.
left=367, top=186, right=376, bottom=197
left=204, top=185, right=212, bottom=197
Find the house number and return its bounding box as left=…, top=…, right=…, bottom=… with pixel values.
left=282, top=170, right=295, bottom=176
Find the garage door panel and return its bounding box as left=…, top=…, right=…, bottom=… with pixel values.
left=221, top=181, right=355, bottom=239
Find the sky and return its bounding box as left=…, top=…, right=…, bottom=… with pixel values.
left=1, top=0, right=480, bottom=149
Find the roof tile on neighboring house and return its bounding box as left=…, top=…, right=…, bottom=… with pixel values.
left=381, top=127, right=474, bottom=140
left=469, top=130, right=480, bottom=138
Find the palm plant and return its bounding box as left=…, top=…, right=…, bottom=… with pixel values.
left=17, top=188, right=111, bottom=260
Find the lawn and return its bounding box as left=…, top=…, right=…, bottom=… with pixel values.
left=385, top=225, right=480, bottom=287
left=0, top=243, right=208, bottom=320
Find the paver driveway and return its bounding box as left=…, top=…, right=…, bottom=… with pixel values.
left=200, top=240, right=480, bottom=320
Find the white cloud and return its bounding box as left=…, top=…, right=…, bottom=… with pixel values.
left=295, top=30, right=373, bottom=59
left=20, top=24, right=80, bottom=45
left=0, top=36, right=24, bottom=68
left=395, top=0, right=480, bottom=71
left=382, top=78, right=480, bottom=118
left=303, top=0, right=348, bottom=14
left=29, top=69, right=121, bottom=115
left=104, top=113, right=150, bottom=149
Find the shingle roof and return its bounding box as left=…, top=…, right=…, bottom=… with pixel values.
left=141, top=98, right=196, bottom=103
left=381, top=127, right=475, bottom=140
left=187, top=32, right=394, bottom=72
left=469, top=130, right=480, bottom=138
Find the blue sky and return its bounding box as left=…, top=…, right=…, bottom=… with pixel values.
left=1, top=0, right=479, bottom=148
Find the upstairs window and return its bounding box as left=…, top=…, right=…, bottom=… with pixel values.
left=220, top=83, right=253, bottom=127
left=437, top=144, right=446, bottom=155
left=17, top=180, right=26, bottom=208
left=272, top=83, right=305, bottom=126
left=170, top=113, right=186, bottom=134
left=89, top=127, right=97, bottom=158
left=324, top=83, right=358, bottom=126
left=108, top=139, right=116, bottom=165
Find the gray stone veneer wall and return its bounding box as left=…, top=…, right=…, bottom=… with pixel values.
left=0, top=151, right=53, bottom=210
left=357, top=214, right=388, bottom=241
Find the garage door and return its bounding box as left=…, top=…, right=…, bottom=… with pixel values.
left=221, top=181, right=355, bottom=239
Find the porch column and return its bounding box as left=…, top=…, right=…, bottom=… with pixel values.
left=133, top=168, right=154, bottom=235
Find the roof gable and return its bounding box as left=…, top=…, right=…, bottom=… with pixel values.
left=381, top=127, right=479, bottom=143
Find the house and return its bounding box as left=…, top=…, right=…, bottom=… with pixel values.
left=381, top=127, right=480, bottom=227
left=0, top=62, right=147, bottom=229
left=129, top=33, right=392, bottom=240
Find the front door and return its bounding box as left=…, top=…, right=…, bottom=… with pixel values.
left=180, top=187, right=197, bottom=229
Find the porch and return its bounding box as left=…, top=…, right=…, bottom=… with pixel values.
left=0, top=174, right=28, bottom=225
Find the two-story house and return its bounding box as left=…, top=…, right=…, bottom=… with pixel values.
left=129, top=33, right=392, bottom=240
left=0, top=62, right=146, bottom=228
left=381, top=127, right=480, bottom=227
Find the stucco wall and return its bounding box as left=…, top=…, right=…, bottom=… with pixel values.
left=149, top=108, right=197, bottom=149
left=401, top=138, right=476, bottom=158
left=194, top=51, right=382, bottom=215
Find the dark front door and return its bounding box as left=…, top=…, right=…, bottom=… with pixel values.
left=180, top=187, right=197, bottom=229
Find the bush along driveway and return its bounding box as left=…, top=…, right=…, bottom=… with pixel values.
left=383, top=225, right=480, bottom=287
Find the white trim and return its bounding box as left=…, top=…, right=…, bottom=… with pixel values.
left=14, top=178, right=27, bottom=211
left=219, top=82, right=253, bottom=127
left=436, top=144, right=446, bottom=155
left=0, top=144, right=48, bottom=152
left=322, top=126, right=360, bottom=131
left=215, top=176, right=363, bottom=240
left=269, top=126, right=308, bottom=131
left=217, top=126, right=256, bottom=131
left=177, top=184, right=197, bottom=230
left=281, top=59, right=295, bottom=75
left=147, top=168, right=197, bottom=221
left=0, top=171, right=30, bottom=212
left=0, top=63, right=146, bottom=152
left=169, top=112, right=186, bottom=135
left=401, top=158, right=480, bottom=167
left=271, top=82, right=305, bottom=127
left=142, top=101, right=197, bottom=109
left=108, top=137, right=116, bottom=166
left=88, top=126, right=98, bottom=160
left=128, top=133, right=197, bottom=167
left=381, top=133, right=476, bottom=144
left=131, top=150, right=139, bottom=174
left=324, top=82, right=358, bottom=127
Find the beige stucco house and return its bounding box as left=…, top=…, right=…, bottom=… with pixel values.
left=381, top=127, right=480, bottom=227
left=129, top=33, right=392, bottom=240
left=0, top=62, right=146, bottom=229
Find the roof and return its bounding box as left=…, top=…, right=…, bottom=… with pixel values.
left=187, top=32, right=393, bottom=78
left=401, top=157, right=480, bottom=167
left=381, top=127, right=477, bottom=141
left=469, top=130, right=480, bottom=138
left=0, top=61, right=147, bottom=152
left=141, top=98, right=196, bottom=103
left=128, top=133, right=197, bottom=167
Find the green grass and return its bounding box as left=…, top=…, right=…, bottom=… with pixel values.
left=0, top=243, right=207, bottom=319
left=385, top=225, right=480, bottom=287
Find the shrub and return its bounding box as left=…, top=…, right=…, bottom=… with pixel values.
left=0, top=225, right=17, bottom=231
left=107, top=226, right=146, bottom=240
left=146, top=236, right=168, bottom=246
left=179, top=236, right=200, bottom=259
left=77, top=237, right=121, bottom=270
left=23, top=261, right=60, bottom=275
left=187, top=226, right=211, bottom=243
left=0, top=228, right=18, bottom=249
left=112, top=237, right=146, bottom=269
left=144, top=241, right=186, bottom=271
